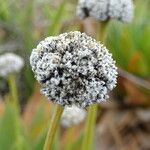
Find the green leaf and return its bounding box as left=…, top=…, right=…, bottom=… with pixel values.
left=47, top=0, right=67, bottom=35
left=0, top=103, right=29, bottom=150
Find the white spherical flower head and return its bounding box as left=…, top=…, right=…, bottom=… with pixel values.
left=76, top=0, right=134, bottom=22
left=109, top=0, right=134, bottom=22
left=0, top=53, right=24, bottom=77
left=30, top=31, right=117, bottom=107
left=61, top=105, right=86, bottom=127
left=76, top=0, right=109, bottom=21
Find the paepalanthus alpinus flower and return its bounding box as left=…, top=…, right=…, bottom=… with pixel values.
left=0, top=53, right=24, bottom=77
left=61, top=105, right=86, bottom=127
left=30, top=31, right=117, bottom=108
left=76, top=0, right=134, bottom=23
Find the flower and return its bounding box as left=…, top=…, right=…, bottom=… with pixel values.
left=109, top=0, right=134, bottom=22
left=30, top=31, right=117, bottom=107
left=76, top=0, right=109, bottom=21
left=0, top=53, right=24, bottom=77
left=76, top=0, right=134, bottom=22
left=61, top=105, right=86, bottom=127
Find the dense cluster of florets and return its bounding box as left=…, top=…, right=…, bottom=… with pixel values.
left=76, top=0, right=134, bottom=22
left=0, top=53, right=24, bottom=77
left=30, top=31, right=117, bottom=107
left=61, top=105, right=86, bottom=127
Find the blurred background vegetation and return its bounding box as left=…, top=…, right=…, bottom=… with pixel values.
left=0, top=0, right=150, bottom=150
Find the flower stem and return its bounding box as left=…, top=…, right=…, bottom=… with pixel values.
left=53, top=126, right=60, bottom=150
left=82, top=104, right=98, bottom=150
left=7, top=73, right=19, bottom=110
left=64, top=126, right=74, bottom=150
left=97, top=19, right=110, bottom=42
left=81, top=19, right=109, bottom=150
left=43, top=104, right=64, bottom=150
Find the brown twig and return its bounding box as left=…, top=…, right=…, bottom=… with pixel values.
left=118, top=68, right=150, bottom=91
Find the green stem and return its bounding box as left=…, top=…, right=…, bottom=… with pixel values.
left=64, top=126, right=74, bottom=150
left=82, top=104, right=98, bottom=150
left=43, top=104, right=64, bottom=150
left=7, top=75, right=23, bottom=149
left=53, top=126, right=60, bottom=150
left=97, top=20, right=110, bottom=43
left=7, top=73, right=19, bottom=110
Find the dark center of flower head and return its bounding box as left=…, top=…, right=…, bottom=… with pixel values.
left=82, top=7, right=89, bottom=17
